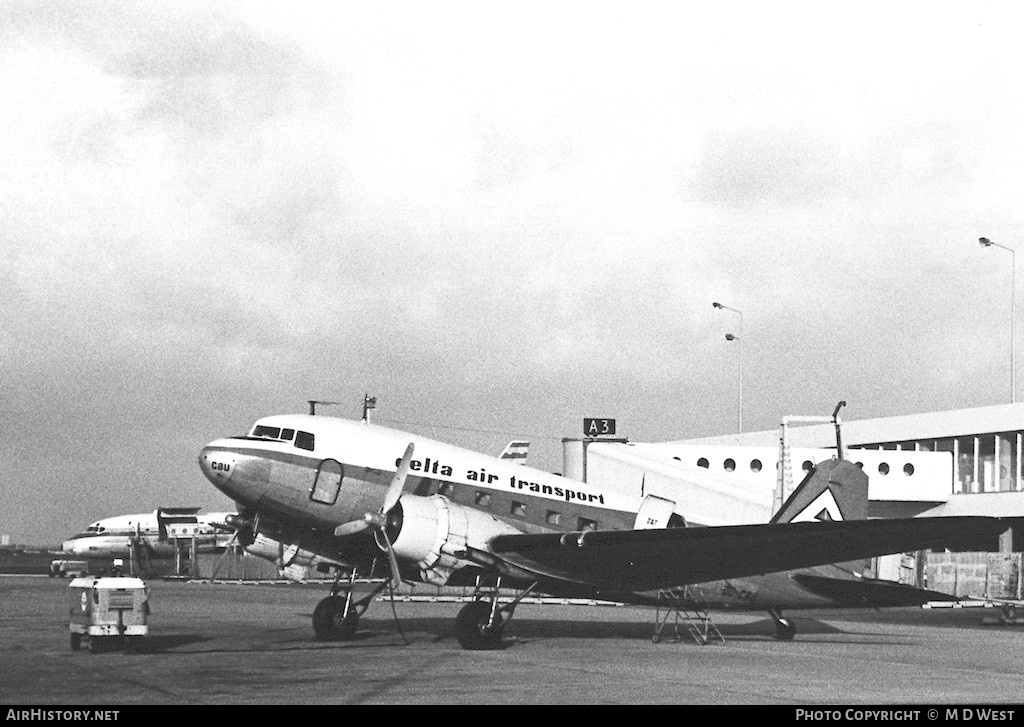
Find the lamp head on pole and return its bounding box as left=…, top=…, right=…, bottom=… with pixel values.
left=712, top=301, right=723, bottom=309
left=725, top=333, right=738, bottom=341
left=980, top=237, right=993, bottom=247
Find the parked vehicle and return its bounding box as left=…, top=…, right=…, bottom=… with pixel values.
left=67, top=576, right=150, bottom=653
left=49, top=559, right=89, bottom=578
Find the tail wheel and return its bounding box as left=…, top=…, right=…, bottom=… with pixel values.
left=774, top=617, right=796, bottom=641
left=312, top=596, right=359, bottom=641
left=455, top=600, right=504, bottom=651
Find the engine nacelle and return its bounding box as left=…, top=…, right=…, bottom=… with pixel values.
left=384, top=495, right=523, bottom=585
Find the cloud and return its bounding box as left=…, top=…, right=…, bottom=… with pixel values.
left=693, top=126, right=845, bottom=207
left=3, top=2, right=1024, bottom=543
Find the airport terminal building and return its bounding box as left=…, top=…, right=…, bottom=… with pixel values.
left=564, top=403, right=1024, bottom=597
left=675, top=402, right=1024, bottom=498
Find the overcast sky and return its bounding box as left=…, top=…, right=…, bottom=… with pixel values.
left=3, top=1, right=1024, bottom=545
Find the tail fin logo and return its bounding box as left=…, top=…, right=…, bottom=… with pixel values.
left=789, top=489, right=844, bottom=523
left=772, top=459, right=868, bottom=524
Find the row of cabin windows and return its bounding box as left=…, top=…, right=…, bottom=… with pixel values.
left=252, top=425, right=315, bottom=451
left=690, top=456, right=915, bottom=477
left=471, top=489, right=598, bottom=531
left=306, top=464, right=600, bottom=531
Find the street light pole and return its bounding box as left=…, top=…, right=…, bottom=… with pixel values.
left=713, top=302, right=744, bottom=432
left=979, top=238, right=1016, bottom=404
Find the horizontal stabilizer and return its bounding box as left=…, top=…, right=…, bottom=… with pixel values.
left=489, top=516, right=1004, bottom=591
left=789, top=573, right=957, bottom=607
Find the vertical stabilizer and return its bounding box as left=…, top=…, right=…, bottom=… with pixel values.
left=769, top=459, right=868, bottom=524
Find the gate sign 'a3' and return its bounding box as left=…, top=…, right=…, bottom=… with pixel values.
left=584, top=418, right=616, bottom=437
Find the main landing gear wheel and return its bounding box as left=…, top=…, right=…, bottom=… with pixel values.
left=313, top=595, right=359, bottom=641
left=70, top=633, right=82, bottom=651
left=455, top=600, right=504, bottom=651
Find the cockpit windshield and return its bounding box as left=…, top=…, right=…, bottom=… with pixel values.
left=250, top=424, right=314, bottom=451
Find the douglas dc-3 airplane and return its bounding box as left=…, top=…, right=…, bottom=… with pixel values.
left=198, top=414, right=1003, bottom=650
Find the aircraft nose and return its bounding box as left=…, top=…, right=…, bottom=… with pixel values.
left=198, top=442, right=238, bottom=490
left=61, top=540, right=76, bottom=554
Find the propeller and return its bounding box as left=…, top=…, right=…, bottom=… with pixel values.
left=208, top=513, right=257, bottom=582
left=208, top=530, right=239, bottom=582
left=333, top=442, right=415, bottom=590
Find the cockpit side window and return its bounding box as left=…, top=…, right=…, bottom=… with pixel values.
left=253, top=425, right=281, bottom=439
left=295, top=431, right=315, bottom=451
left=280, top=428, right=295, bottom=442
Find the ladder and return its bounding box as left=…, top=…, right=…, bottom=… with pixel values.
left=774, top=401, right=847, bottom=515
left=128, top=536, right=150, bottom=577
left=652, top=587, right=724, bottom=645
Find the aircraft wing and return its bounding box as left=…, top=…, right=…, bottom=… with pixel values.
left=488, top=516, right=1003, bottom=591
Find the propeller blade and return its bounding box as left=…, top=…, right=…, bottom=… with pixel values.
left=209, top=530, right=239, bottom=582
left=333, top=444, right=414, bottom=537
left=333, top=519, right=371, bottom=537
left=382, top=442, right=415, bottom=515
left=379, top=528, right=403, bottom=591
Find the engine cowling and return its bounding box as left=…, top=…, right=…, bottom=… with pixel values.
left=380, top=495, right=523, bottom=585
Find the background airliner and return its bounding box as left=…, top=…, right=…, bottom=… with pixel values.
left=62, top=508, right=235, bottom=560
left=63, top=507, right=349, bottom=580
